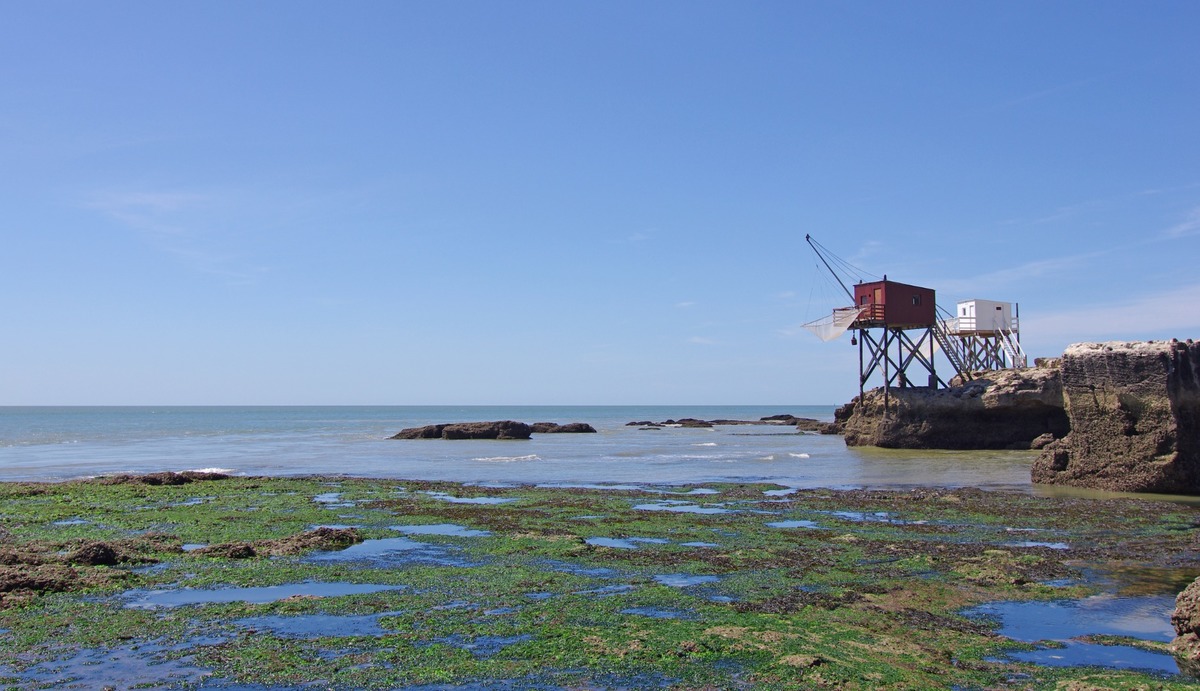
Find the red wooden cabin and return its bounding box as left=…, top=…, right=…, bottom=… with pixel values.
left=852, top=279, right=936, bottom=329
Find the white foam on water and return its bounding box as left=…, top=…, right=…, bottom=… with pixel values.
left=789, top=453, right=810, bottom=459
left=472, top=454, right=541, bottom=463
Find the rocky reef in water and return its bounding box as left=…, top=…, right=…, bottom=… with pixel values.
left=390, top=421, right=597, bottom=440
left=826, top=362, right=1069, bottom=450
left=1031, top=340, right=1200, bottom=494
left=627, top=415, right=822, bottom=431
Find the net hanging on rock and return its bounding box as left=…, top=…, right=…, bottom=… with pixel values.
left=802, top=306, right=868, bottom=342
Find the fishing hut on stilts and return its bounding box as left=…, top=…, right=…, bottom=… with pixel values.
left=801, top=235, right=1026, bottom=413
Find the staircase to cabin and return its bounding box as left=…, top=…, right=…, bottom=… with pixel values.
left=932, top=319, right=972, bottom=381
left=998, top=327, right=1028, bottom=368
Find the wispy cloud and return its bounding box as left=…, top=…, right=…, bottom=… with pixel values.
left=1164, top=206, right=1200, bottom=238
left=85, top=188, right=264, bottom=284
left=934, top=249, right=1107, bottom=296
left=688, top=336, right=716, bottom=345
left=1022, top=282, right=1200, bottom=344
left=87, top=190, right=207, bottom=236
left=993, top=74, right=1108, bottom=110
left=675, top=301, right=697, bottom=309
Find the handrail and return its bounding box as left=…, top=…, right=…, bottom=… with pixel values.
left=931, top=319, right=971, bottom=381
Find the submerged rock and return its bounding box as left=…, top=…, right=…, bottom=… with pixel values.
left=834, top=363, right=1068, bottom=450
left=1032, top=340, right=1200, bottom=494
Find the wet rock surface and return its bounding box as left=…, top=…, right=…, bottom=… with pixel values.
left=1032, top=340, right=1200, bottom=494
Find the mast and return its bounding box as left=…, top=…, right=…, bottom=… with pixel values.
left=805, top=234, right=855, bottom=303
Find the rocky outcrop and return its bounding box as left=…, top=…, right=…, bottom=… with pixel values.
left=530, top=422, right=597, bottom=434
left=392, top=421, right=598, bottom=439
left=1170, top=576, right=1200, bottom=676
left=626, top=415, right=821, bottom=430
left=1031, top=340, right=1200, bottom=494
left=834, top=364, right=1068, bottom=449
left=391, top=421, right=533, bottom=440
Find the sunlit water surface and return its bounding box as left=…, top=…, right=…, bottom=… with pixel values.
left=0, top=405, right=1038, bottom=491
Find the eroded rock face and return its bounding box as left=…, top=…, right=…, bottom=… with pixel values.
left=834, top=364, right=1068, bottom=450
left=1170, top=576, right=1200, bottom=676
left=1031, top=340, right=1200, bottom=494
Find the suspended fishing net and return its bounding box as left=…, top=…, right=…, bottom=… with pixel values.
left=802, top=306, right=867, bottom=342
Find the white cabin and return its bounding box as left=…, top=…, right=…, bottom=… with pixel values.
left=956, top=299, right=1015, bottom=334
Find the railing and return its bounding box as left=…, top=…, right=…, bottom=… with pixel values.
left=998, top=327, right=1028, bottom=368
left=853, top=303, right=886, bottom=322
left=931, top=319, right=971, bottom=381
left=952, top=315, right=1020, bottom=334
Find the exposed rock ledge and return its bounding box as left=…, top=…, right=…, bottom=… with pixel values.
left=1031, top=340, right=1200, bottom=494
left=829, top=363, right=1069, bottom=450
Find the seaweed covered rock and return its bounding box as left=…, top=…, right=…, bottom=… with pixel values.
left=835, top=363, right=1068, bottom=449
left=262, top=527, right=363, bottom=556
left=96, top=471, right=230, bottom=486
left=192, top=542, right=258, bottom=559
left=64, top=542, right=121, bottom=566
left=1032, top=340, right=1200, bottom=493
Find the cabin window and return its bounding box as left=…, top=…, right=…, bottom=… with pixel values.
left=962, top=307, right=967, bottom=316
left=861, top=296, right=868, bottom=305
left=996, top=306, right=1003, bottom=310
left=911, top=295, right=921, bottom=306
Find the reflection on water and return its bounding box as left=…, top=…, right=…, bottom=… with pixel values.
left=392, top=523, right=491, bottom=537
left=965, top=594, right=1185, bottom=676
left=124, top=582, right=406, bottom=608
left=585, top=536, right=670, bottom=550
left=235, top=612, right=401, bottom=638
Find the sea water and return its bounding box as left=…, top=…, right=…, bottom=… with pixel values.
left=0, top=405, right=1036, bottom=490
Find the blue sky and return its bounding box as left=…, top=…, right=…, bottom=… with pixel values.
left=2, top=1, right=1198, bottom=405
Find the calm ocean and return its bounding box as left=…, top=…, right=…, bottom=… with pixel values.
left=0, top=405, right=1036, bottom=490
